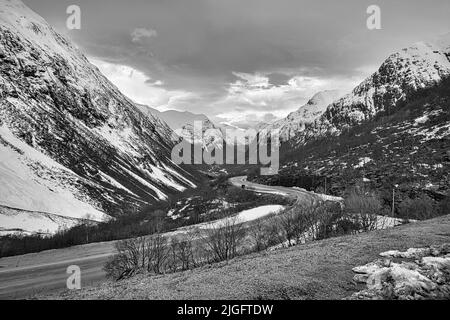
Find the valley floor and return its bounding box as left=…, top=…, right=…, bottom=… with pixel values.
left=38, top=214, right=450, bottom=300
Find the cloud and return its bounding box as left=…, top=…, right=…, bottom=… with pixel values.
left=131, top=28, right=157, bottom=43
left=89, top=57, right=193, bottom=111
left=207, top=70, right=364, bottom=128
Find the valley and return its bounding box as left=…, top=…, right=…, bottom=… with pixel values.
left=0, top=0, right=449, bottom=302
left=0, top=177, right=313, bottom=299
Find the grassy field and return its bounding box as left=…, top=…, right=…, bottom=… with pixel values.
left=38, top=214, right=450, bottom=300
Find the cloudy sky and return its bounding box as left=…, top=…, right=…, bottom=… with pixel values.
left=24, top=0, right=450, bottom=127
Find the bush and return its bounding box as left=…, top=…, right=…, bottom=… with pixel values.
left=439, top=193, right=450, bottom=216
left=168, top=238, right=197, bottom=272
left=272, top=200, right=358, bottom=247
left=397, top=195, right=437, bottom=220
left=146, top=234, right=169, bottom=274
left=198, top=215, right=246, bottom=262
left=344, top=189, right=383, bottom=231
left=249, top=216, right=284, bottom=251
left=104, top=237, right=146, bottom=280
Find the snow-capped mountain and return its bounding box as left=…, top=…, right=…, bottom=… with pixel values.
left=293, top=38, right=450, bottom=145
left=137, top=105, right=219, bottom=146
left=260, top=90, right=341, bottom=142
left=138, top=104, right=247, bottom=149
left=0, top=0, right=196, bottom=235
left=136, top=105, right=211, bottom=133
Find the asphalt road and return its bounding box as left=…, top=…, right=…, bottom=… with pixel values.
left=229, top=176, right=317, bottom=203
left=0, top=176, right=317, bottom=300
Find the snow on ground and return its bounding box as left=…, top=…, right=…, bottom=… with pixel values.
left=414, top=115, right=429, bottom=125
left=93, top=124, right=141, bottom=158
left=375, top=215, right=412, bottom=230
left=162, top=163, right=197, bottom=188
left=354, top=157, right=373, bottom=169
left=98, top=171, right=138, bottom=197
left=0, top=206, right=82, bottom=236
left=199, top=205, right=285, bottom=229
left=0, top=126, right=108, bottom=224
left=147, top=164, right=186, bottom=192
left=120, top=166, right=167, bottom=200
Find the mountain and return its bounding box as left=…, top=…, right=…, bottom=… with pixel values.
left=136, top=105, right=211, bottom=132
left=138, top=104, right=249, bottom=149
left=0, top=0, right=197, bottom=235
left=292, top=39, right=450, bottom=145
left=251, top=37, right=450, bottom=211
left=260, top=90, right=341, bottom=142
left=270, top=77, right=450, bottom=203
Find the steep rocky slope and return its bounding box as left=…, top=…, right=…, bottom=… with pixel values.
left=0, top=0, right=197, bottom=233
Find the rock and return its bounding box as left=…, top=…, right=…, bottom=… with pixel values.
left=349, top=244, right=450, bottom=300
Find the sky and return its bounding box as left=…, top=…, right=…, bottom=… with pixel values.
left=24, top=0, right=450, bottom=128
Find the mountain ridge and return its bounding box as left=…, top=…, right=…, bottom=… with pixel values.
left=0, top=0, right=197, bottom=234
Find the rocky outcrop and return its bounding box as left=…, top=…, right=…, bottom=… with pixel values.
left=350, top=244, right=450, bottom=300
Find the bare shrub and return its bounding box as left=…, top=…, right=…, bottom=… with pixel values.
left=272, top=200, right=359, bottom=246
left=275, top=200, right=324, bottom=246
left=249, top=218, right=275, bottom=252
left=103, top=237, right=146, bottom=280
left=345, top=190, right=382, bottom=231
left=398, top=194, right=437, bottom=220
left=314, top=201, right=355, bottom=240
left=146, top=233, right=169, bottom=274
left=199, top=215, right=246, bottom=262
left=168, top=237, right=197, bottom=272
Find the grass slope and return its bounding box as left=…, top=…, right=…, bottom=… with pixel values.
left=40, top=214, right=450, bottom=300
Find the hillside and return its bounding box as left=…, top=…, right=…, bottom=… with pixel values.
left=290, top=39, right=450, bottom=146
left=250, top=78, right=450, bottom=218
left=0, top=0, right=198, bottom=234
left=39, top=214, right=450, bottom=300
left=261, top=90, right=341, bottom=142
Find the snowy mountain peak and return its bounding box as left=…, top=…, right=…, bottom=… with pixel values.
left=261, top=90, right=341, bottom=142
left=290, top=37, right=450, bottom=145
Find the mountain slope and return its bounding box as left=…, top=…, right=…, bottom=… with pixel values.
left=293, top=39, right=450, bottom=145
left=260, top=90, right=341, bottom=142
left=0, top=0, right=196, bottom=233
left=250, top=37, right=450, bottom=211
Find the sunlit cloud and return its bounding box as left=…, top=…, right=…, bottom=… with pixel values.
left=131, top=28, right=157, bottom=43
left=89, top=57, right=195, bottom=111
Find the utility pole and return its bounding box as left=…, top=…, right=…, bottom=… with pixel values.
left=392, top=188, right=395, bottom=217
left=392, top=184, right=398, bottom=217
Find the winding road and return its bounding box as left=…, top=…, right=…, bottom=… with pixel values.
left=0, top=176, right=317, bottom=299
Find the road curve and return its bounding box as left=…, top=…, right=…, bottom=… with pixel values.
left=0, top=176, right=318, bottom=299
left=229, top=176, right=318, bottom=203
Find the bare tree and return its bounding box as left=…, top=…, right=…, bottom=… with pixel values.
left=146, top=233, right=169, bottom=274
left=104, top=237, right=146, bottom=280
left=199, top=215, right=246, bottom=262
left=345, top=190, right=382, bottom=231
